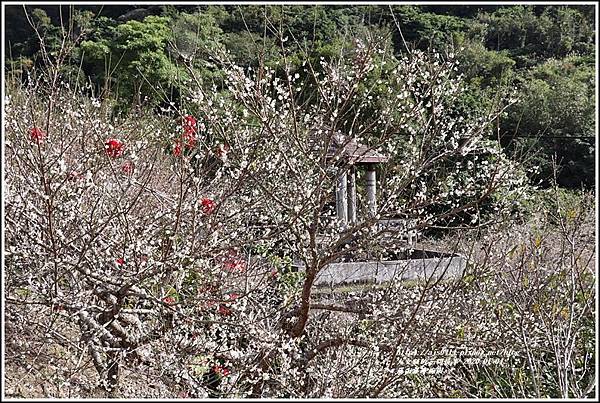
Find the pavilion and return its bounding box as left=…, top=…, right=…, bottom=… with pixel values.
left=326, top=133, right=389, bottom=225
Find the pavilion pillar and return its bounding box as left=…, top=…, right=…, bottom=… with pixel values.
left=347, top=167, right=357, bottom=223
left=366, top=167, right=377, bottom=217
left=336, top=171, right=348, bottom=224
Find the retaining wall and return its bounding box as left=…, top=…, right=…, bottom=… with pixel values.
left=301, top=255, right=467, bottom=286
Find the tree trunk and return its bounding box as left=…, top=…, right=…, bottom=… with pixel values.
left=288, top=267, right=317, bottom=338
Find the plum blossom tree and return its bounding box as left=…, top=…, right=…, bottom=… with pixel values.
left=5, top=25, right=558, bottom=399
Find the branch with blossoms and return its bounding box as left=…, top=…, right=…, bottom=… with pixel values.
left=5, top=69, right=283, bottom=394
left=4, top=15, right=550, bottom=398
left=155, top=27, right=531, bottom=395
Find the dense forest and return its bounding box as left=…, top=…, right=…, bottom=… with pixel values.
left=4, top=4, right=596, bottom=188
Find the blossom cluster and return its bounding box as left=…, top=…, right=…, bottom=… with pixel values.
left=2, top=33, right=544, bottom=399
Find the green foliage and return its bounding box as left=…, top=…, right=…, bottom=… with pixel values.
left=538, top=6, right=596, bottom=57
left=502, top=56, right=595, bottom=188
left=23, top=8, right=63, bottom=60
left=479, top=6, right=541, bottom=51
left=79, top=15, right=183, bottom=110
left=458, top=40, right=515, bottom=89
left=170, top=12, right=223, bottom=61
left=517, top=187, right=592, bottom=225
left=223, top=31, right=280, bottom=69
left=169, top=12, right=227, bottom=87
left=112, top=16, right=179, bottom=101
left=477, top=5, right=595, bottom=65
left=390, top=5, right=467, bottom=51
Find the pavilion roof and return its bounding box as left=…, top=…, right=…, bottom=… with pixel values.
left=325, top=133, right=389, bottom=164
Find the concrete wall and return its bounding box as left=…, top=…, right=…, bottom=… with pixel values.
left=308, top=256, right=467, bottom=286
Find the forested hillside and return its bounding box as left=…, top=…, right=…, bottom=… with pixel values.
left=4, top=4, right=596, bottom=187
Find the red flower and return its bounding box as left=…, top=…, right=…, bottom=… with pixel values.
left=201, top=198, right=216, bottom=215
left=105, top=138, right=124, bottom=158
left=163, top=296, right=176, bottom=305
left=218, top=304, right=232, bottom=316
left=228, top=293, right=239, bottom=301
left=30, top=127, right=46, bottom=143
left=183, top=115, right=197, bottom=135
left=213, top=365, right=231, bottom=377
left=121, top=160, right=135, bottom=175
left=226, top=258, right=246, bottom=272
left=214, top=143, right=230, bottom=159
left=173, top=141, right=182, bottom=157
left=183, top=131, right=196, bottom=149
left=115, top=258, right=125, bottom=265
left=180, top=115, right=199, bottom=149
left=215, top=249, right=246, bottom=272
